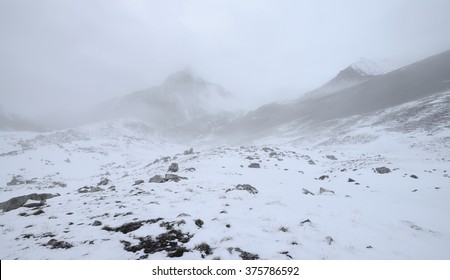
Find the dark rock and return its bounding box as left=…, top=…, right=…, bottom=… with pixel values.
left=348, top=178, right=355, bottom=182
left=374, top=167, right=391, bottom=174
left=47, top=239, right=73, bottom=249
left=195, top=219, right=204, bottom=228
left=133, top=180, right=145, bottom=186
left=195, top=242, right=213, bottom=257
left=165, top=174, right=187, bottom=182
left=308, top=159, right=316, bottom=165
left=103, top=218, right=163, bottom=234
left=149, top=175, right=166, bottom=183
left=302, top=188, right=315, bottom=195
left=235, top=248, right=259, bottom=260
left=77, top=186, right=104, bottom=193
left=318, top=175, right=329, bottom=180
left=410, top=175, right=418, bottom=179
left=168, top=163, right=179, bottom=172
left=319, top=187, right=335, bottom=195
left=183, top=148, right=194, bottom=155
left=121, top=229, right=192, bottom=258
left=183, top=167, right=196, bottom=172
left=33, top=209, right=45, bottom=215
left=248, top=163, right=260, bottom=168
left=92, top=220, right=102, bottom=226
left=97, top=178, right=110, bottom=186
left=326, top=155, right=337, bottom=160
left=301, top=219, right=311, bottom=225
left=325, top=236, right=334, bottom=245
left=226, top=184, right=258, bottom=194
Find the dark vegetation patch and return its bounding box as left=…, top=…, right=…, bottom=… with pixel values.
left=103, top=218, right=163, bottom=234
left=121, top=229, right=192, bottom=258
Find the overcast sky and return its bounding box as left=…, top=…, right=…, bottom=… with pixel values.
left=1, top=0, right=450, bottom=116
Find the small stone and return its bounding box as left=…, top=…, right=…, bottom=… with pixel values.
left=325, top=236, right=334, bottom=245
left=318, top=175, right=329, bottom=180
left=374, top=167, right=391, bottom=174
left=326, top=155, right=337, bottom=160
left=410, top=175, right=418, bottom=179
left=348, top=178, right=355, bottom=182
left=302, top=188, right=315, bottom=195
left=248, top=163, right=260, bottom=168
left=195, top=219, right=204, bottom=228
left=319, top=187, right=335, bottom=195
left=92, top=220, right=102, bottom=226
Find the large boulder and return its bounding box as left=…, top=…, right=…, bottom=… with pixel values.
left=168, top=163, right=179, bottom=172
left=0, top=193, right=60, bottom=212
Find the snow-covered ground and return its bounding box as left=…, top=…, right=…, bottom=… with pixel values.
left=1, top=103, right=449, bottom=260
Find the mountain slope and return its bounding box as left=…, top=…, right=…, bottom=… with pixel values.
left=95, top=69, right=238, bottom=128
left=303, top=58, right=384, bottom=99
left=219, top=50, right=450, bottom=142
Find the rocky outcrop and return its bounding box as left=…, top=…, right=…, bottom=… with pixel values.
left=0, top=193, right=60, bottom=212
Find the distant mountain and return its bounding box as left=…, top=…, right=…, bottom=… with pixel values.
left=93, top=68, right=239, bottom=128
left=303, top=58, right=385, bottom=99
left=0, top=108, right=43, bottom=132
left=218, top=50, right=450, bottom=142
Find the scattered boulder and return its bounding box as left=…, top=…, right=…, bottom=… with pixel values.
left=348, top=178, right=355, bottom=183
left=6, top=175, right=37, bottom=186
left=92, top=220, right=102, bottom=226
left=302, top=188, right=315, bottom=195
left=194, top=219, right=204, bottom=228
left=121, top=228, right=192, bottom=258
left=149, top=175, right=165, bottom=183
left=318, top=175, right=329, bottom=180
left=308, top=159, right=316, bottom=165
left=319, top=187, right=335, bottom=195
left=103, top=218, right=163, bottom=234
left=168, top=163, right=179, bottom=172
left=183, top=167, right=196, bottom=172
left=97, top=178, right=110, bottom=186
left=326, top=155, right=337, bottom=160
left=47, top=239, right=73, bottom=249
left=374, top=167, right=391, bottom=174
left=78, top=186, right=104, bottom=193
left=183, top=148, right=194, bottom=155
left=195, top=243, right=213, bottom=258
left=301, top=219, right=311, bottom=225
left=234, top=248, right=260, bottom=260
left=165, top=174, right=187, bottom=182
left=248, top=163, right=260, bottom=168
left=133, top=180, right=145, bottom=186
left=226, top=184, right=258, bottom=194
left=325, top=236, right=334, bottom=245
left=410, top=174, right=418, bottom=179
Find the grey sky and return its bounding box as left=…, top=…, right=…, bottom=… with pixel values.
left=1, top=0, right=450, bottom=116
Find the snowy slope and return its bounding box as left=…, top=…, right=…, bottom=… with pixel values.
left=1, top=93, right=449, bottom=259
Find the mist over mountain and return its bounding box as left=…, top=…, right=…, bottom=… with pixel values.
left=217, top=50, right=450, bottom=143
left=302, top=58, right=385, bottom=100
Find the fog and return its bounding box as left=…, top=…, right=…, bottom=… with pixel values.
left=1, top=0, right=450, bottom=118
